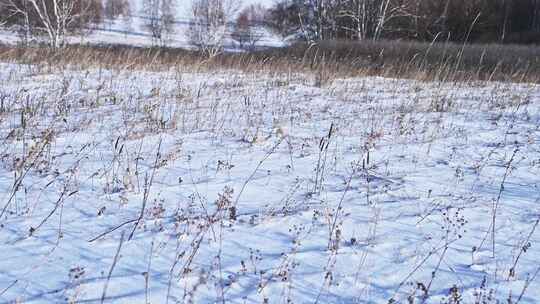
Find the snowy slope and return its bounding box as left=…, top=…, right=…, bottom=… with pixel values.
left=0, top=0, right=285, bottom=48
left=0, top=62, right=539, bottom=303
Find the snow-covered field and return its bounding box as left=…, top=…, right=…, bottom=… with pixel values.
left=0, top=62, right=540, bottom=303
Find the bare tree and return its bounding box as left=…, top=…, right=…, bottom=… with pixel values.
left=104, top=0, right=130, bottom=20
left=188, top=0, right=241, bottom=57
left=264, top=0, right=412, bottom=41
left=1, top=0, right=102, bottom=48
left=142, top=0, right=176, bottom=46
left=0, top=0, right=32, bottom=44
left=231, top=4, right=264, bottom=49
left=103, top=0, right=131, bottom=32
left=329, top=0, right=411, bottom=40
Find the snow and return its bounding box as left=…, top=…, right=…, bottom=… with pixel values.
left=0, top=62, right=539, bottom=303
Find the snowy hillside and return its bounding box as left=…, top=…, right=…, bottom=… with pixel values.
left=0, top=61, right=539, bottom=303
left=0, top=0, right=285, bottom=49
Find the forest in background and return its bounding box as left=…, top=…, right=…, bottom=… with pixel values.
left=267, top=0, right=540, bottom=44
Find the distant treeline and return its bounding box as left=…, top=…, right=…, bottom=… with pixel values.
left=2, top=0, right=539, bottom=47
left=264, top=0, right=540, bottom=44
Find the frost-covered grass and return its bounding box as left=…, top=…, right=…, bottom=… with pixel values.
left=0, top=61, right=539, bottom=303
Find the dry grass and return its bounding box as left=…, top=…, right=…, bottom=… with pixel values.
left=1, top=39, right=539, bottom=83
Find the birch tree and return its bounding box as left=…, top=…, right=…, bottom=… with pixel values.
left=142, top=0, right=176, bottom=46
left=188, top=0, right=240, bottom=57
left=1, top=0, right=102, bottom=48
